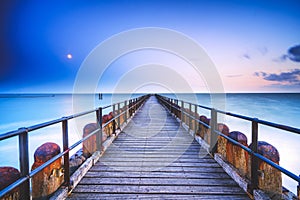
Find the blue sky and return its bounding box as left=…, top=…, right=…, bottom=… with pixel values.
left=1, top=0, right=300, bottom=93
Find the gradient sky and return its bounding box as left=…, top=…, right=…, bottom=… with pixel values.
left=1, top=0, right=300, bottom=93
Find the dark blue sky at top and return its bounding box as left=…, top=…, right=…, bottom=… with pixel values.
left=1, top=0, right=300, bottom=93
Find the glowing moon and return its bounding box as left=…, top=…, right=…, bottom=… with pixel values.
left=67, top=53, right=72, bottom=59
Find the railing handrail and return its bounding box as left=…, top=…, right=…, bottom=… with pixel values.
left=156, top=94, right=300, bottom=188
left=170, top=98, right=300, bottom=135
left=0, top=94, right=150, bottom=199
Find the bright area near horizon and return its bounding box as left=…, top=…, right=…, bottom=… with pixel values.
left=1, top=0, right=300, bottom=93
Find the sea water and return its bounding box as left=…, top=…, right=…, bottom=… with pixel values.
left=0, top=93, right=299, bottom=194
left=0, top=93, right=141, bottom=169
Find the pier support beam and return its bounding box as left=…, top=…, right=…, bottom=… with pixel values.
left=31, top=142, right=63, bottom=200
left=226, top=131, right=249, bottom=177
left=216, top=123, right=229, bottom=158
left=0, top=167, right=20, bottom=200
left=250, top=141, right=282, bottom=197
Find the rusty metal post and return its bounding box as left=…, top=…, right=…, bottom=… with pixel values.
left=210, top=109, right=218, bottom=154
left=255, top=141, right=281, bottom=196
left=0, top=167, right=20, bottom=199
left=62, top=119, right=70, bottom=188
left=18, top=128, right=30, bottom=200
left=96, top=108, right=103, bottom=152
left=226, top=131, right=249, bottom=176
left=82, top=123, right=98, bottom=157
left=250, top=119, right=259, bottom=194
left=31, top=142, right=63, bottom=200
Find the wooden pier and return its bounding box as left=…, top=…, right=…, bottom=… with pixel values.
left=2, top=94, right=294, bottom=199
left=67, top=96, right=250, bottom=199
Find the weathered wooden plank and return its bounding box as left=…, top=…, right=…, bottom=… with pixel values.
left=68, top=193, right=249, bottom=200
left=96, top=161, right=221, bottom=167
left=89, top=166, right=225, bottom=173
left=79, top=177, right=238, bottom=186
left=72, top=184, right=246, bottom=195
left=101, top=153, right=211, bottom=158
left=84, top=171, right=232, bottom=179
left=98, top=158, right=217, bottom=163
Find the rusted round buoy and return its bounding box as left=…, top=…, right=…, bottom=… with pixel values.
left=217, top=123, right=230, bottom=158
left=197, top=115, right=210, bottom=141
left=83, top=123, right=98, bottom=157
left=199, top=115, right=210, bottom=125
left=217, top=123, right=229, bottom=136
left=31, top=142, right=63, bottom=200
left=33, top=142, right=60, bottom=165
left=250, top=141, right=280, bottom=163
left=83, top=123, right=98, bottom=135
left=102, top=114, right=109, bottom=124
left=0, top=167, right=20, bottom=199
left=229, top=131, right=247, bottom=146
left=226, top=131, right=249, bottom=176
left=249, top=141, right=281, bottom=196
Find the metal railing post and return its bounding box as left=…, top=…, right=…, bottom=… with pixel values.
left=297, top=179, right=300, bottom=199
left=124, top=101, right=128, bottom=123
left=113, top=104, right=116, bottom=134
left=188, top=103, right=192, bottom=133
left=210, top=109, right=218, bottom=154
left=117, top=103, right=121, bottom=128
left=194, top=105, right=198, bottom=137
left=96, top=108, right=103, bottom=152
left=180, top=101, right=184, bottom=126
left=18, top=128, right=30, bottom=200
left=250, top=119, right=259, bottom=194
left=176, top=100, right=179, bottom=118
left=129, top=100, right=132, bottom=116
left=62, top=119, right=70, bottom=188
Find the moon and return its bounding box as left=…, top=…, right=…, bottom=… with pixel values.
left=67, top=53, right=73, bottom=59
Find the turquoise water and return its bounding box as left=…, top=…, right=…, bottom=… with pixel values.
left=0, top=93, right=299, bottom=194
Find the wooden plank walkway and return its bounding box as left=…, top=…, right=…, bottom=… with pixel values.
left=68, top=96, right=250, bottom=199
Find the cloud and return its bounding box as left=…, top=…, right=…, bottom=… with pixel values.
left=273, top=54, right=288, bottom=63
left=241, top=47, right=267, bottom=61
left=254, top=69, right=300, bottom=85
left=258, top=47, right=268, bottom=56
left=226, top=74, right=243, bottom=78
left=272, top=45, right=300, bottom=63
left=288, top=45, right=300, bottom=62
left=242, top=53, right=251, bottom=60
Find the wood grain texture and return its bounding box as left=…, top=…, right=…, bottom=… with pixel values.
left=67, top=96, right=250, bottom=199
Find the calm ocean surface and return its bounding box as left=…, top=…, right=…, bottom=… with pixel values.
left=0, top=93, right=299, bottom=194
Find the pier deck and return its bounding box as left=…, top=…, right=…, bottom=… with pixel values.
left=67, top=96, right=250, bottom=199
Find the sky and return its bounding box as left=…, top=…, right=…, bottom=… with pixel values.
left=1, top=0, right=300, bottom=93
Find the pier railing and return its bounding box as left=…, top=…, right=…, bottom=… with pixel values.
left=156, top=94, right=300, bottom=198
left=0, top=94, right=150, bottom=199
